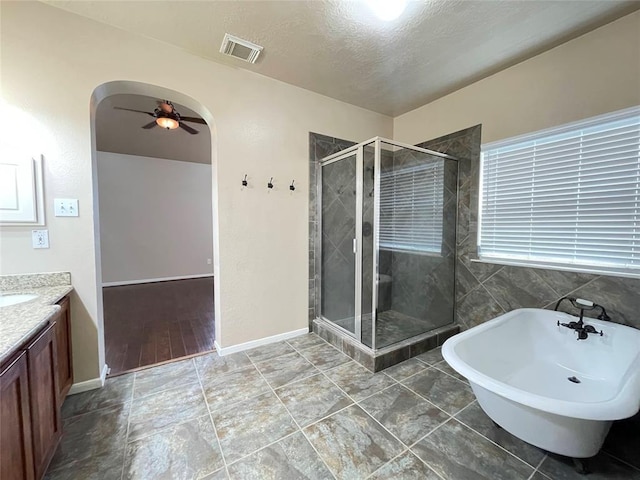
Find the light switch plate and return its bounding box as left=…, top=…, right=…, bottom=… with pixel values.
left=32, top=229, right=49, bottom=249
left=54, top=198, right=79, bottom=217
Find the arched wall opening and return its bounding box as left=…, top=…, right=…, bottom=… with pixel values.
left=90, top=81, right=220, bottom=378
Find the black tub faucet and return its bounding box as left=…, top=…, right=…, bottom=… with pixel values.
left=554, top=296, right=607, bottom=340
left=593, top=304, right=611, bottom=322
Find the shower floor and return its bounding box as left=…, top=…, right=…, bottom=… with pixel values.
left=331, top=309, right=445, bottom=349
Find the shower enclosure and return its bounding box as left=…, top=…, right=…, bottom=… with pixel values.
left=317, top=137, right=458, bottom=350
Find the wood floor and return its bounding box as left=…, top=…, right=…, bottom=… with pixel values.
left=104, top=277, right=215, bottom=376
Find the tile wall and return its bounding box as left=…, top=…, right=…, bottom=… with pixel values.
left=417, top=125, right=640, bottom=331
left=310, top=124, right=640, bottom=362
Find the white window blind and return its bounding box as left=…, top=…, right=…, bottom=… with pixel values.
left=479, top=107, right=640, bottom=274
left=379, top=161, right=444, bottom=254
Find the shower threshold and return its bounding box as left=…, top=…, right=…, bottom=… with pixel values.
left=313, top=316, right=459, bottom=372
left=332, top=310, right=448, bottom=350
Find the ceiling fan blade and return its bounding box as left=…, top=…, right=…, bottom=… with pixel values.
left=142, top=121, right=158, bottom=129
left=179, top=122, right=198, bottom=135
left=113, top=106, right=155, bottom=117
left=180, top=116, right=207, bottom=125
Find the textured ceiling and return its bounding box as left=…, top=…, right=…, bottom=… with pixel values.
left=48, top=1, right=639, bottom=116
left=96, top=94, right=211, bottom=164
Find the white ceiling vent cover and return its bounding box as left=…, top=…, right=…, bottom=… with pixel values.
left=220, top=34, right=263, bottom=64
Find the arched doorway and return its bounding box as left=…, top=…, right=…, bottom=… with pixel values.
left=90, top=81, right=219, bottom=376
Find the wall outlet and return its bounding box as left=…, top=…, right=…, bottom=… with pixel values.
left=207, top=258, right=212, bottom=265
left=32, top=229, right=49, bottom=249
left=54, top=198, right=79, bottom=217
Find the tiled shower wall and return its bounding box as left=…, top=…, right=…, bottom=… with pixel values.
left=309, top=135, right=457, bottom=330
left=310, top=126, right=640, bottom=335
left=417, top=126, right=640, bottom=331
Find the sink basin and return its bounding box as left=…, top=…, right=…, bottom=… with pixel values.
left=0, top=293, right=39, bottom=307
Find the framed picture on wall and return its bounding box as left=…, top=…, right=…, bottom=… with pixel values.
left=0, top=154, right=45, bottom=226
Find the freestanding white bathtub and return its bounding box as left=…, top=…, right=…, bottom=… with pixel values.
left=442, top=308, right=640, bottom=458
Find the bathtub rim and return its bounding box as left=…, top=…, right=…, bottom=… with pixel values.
left=442, top=308, right=640, bottom=421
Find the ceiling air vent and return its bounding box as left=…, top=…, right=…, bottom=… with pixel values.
left=220, top=34, right=263, bottom=64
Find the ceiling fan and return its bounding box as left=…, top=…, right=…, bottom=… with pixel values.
left=113, top=100, right=206, bottom=134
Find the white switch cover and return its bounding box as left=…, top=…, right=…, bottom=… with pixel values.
left=32, top=229, right=49, bottom=248
left=54, top=198, right=79, bottom=217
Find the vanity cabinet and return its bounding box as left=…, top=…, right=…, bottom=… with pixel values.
left=0, top=352, right=35, bottom=480
left=0, top=294, right=71, bottom=480
left=27, top=322, right=62, bottom=479
left=55, top=296, right=73, bottom=403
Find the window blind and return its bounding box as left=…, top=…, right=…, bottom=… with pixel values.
left=379, top=161, right=444, bottom=254
left=479, top=107, right=640, bottom=273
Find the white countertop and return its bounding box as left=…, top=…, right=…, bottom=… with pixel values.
left=0, top=284, right=74, bottom=365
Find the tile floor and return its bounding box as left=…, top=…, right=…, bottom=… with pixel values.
left=47, top=334, right=640, bottom=480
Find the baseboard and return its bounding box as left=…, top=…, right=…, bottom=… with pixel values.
left=68, top=363, right=109, bottom=395
left=102, top=274, right=214, bottom=287
left=215, top=327, right=309, bottom=356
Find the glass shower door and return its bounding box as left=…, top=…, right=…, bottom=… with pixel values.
left=373, top=140, right=457, bottom=349
left=320, top=151, right=360, bottom=337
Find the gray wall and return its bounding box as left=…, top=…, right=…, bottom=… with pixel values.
left=97, top=151, right=214, bottom=285
left=418, top=125, right=640, bottom=331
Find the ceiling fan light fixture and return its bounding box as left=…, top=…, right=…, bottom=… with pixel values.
left=156, top=117, right=179, bottom=130
left=365, top=0, right=407, bottom=21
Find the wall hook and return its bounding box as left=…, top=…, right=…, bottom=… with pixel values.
left=267, top=177, right=274, bottom=189
left=242, top=174, right=248, bottom=187
left=289, top=180, right=296, bottom=191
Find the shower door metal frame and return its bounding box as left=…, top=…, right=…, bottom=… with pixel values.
left=372, top=138, right=381, bottom=350
left=317, top=147, right=364, bottom=342
left=317, top=136, right=459, bottom=351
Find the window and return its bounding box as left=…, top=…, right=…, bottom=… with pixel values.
left=479, top=106, right=640, bottom=276
left=379, top=161, right=444, bottom=254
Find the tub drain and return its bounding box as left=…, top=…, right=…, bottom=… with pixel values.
left=568, top=376, right=581, bottom=384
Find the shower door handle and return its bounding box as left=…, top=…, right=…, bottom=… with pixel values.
left=353, top=238, right=357, bottom=254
